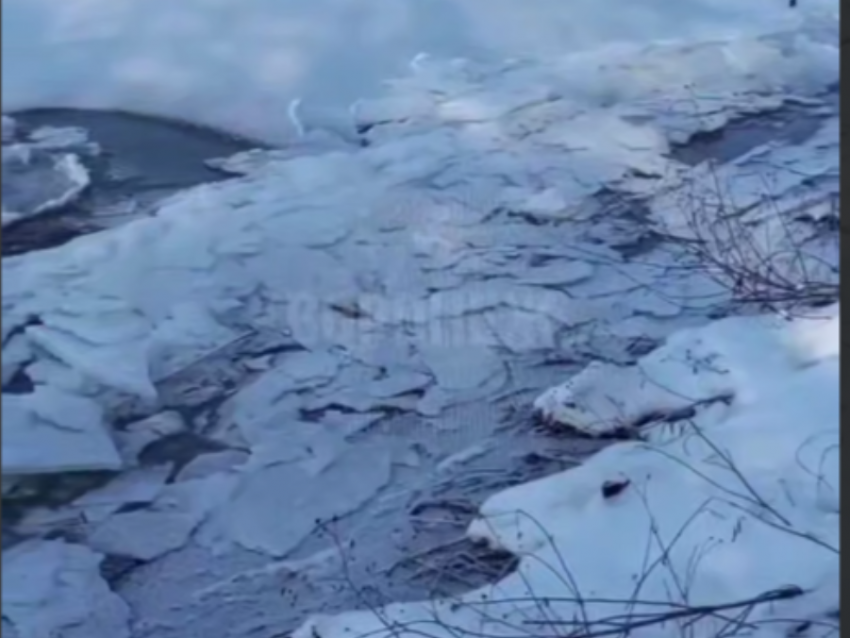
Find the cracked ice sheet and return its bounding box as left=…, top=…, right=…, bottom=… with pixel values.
left=200, top=436, right=392, bottom=558
left=3, top=540, right=131, bottom=638
left=418, top=344, right=504, bottom=392
left=216, top=351, right=341, bottom=444
left=87, top=472, right=238, bottom=561
left=296, top=308, right=840, bottom=638
left=1, top=22, right=839, bottom=426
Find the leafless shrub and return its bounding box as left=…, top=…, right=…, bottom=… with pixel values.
left=313, top=426, right=839, bottom=638
left=645, top=129, right=839, bottom=319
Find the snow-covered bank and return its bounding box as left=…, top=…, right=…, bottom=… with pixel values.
left=297, top=305, right=840, bottom=638
left=1, top=0, right=837, bottom=142
left=534, top=297, right=840, bottom=436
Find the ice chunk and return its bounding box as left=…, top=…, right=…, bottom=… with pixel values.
left=174, top=450, right=249, bottom=482
left=342, top=333, right=420, bottom=370
left=1, top=146, right=90, bottom=226
left=475, top=358, right=839, bottom=556
left=418, top=344, right=504, bottom=391
left=219, top=351, right=340, bottom=443
left=114, top=411, right=187, bottom=465
left=27, top=126, right=100, bottom=155
left=415, top=386, right=454, bottom=417
left=2, top=540, right=131, bottom=638
left=87, top=508, right=200, bottom=561
left=73, top=464, right=172, bottom=517
left=279, top=349, right=341, bottom=384
left=206, top=149, right=292, bottom=175
left=436, top=443, right=491, bottom=473
left=366, top=369, right=432, bottom=398
left=521, top=187, right=571, bottom=219
left=534, top=312, right=806, bottom=435
left=16, top=464, right=173, bottom=536
left=22, top=357, right=92, bottom=395
left=87, top=473, right=237, bottom=561
left=483, top=306, right=560, bottom=353
left=26, top=325, right=156, bottom=401
left=2, top=387, right=121, bottom=475
left=210, top=443, right=391, bottom=557
left=245, top=422, right=344, bottom=476
left=147, top=301, right=245, bottom=382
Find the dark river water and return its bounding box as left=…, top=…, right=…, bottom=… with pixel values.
left=2, top=109, right=260, bottom=256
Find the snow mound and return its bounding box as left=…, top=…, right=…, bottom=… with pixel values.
left=296, top=307, right=839, bottom=638
left=533, top=303, right=839, bottom=435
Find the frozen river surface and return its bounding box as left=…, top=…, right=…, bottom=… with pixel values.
left=0, top=5, right=839, bottom=638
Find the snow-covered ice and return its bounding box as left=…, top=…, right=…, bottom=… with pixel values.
left=2, top=146, right=91, bottom=227
left=1, top=122, right=102, bottom=227
left=1, top=1, right=839, bottom=495
left=533, top=304, right=840, bottom=435
left=86, top=473, right=238, bottom=561
left=202, top=440, right=393, bottom=557
left=0, top=2, right=839, bottom=638
left=2, top=540, right=132, bottom=638
left=298, top=307, right=840, bottom=638
left=2, top=387, right=122, bottom=475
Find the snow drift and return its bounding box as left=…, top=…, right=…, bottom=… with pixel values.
left=296, top=305, right=840, bottom=638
